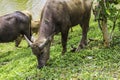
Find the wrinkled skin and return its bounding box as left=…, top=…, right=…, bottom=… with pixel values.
left=0, top=11, right=32, bottom=44
left=25, top=0, right=92, bottom=69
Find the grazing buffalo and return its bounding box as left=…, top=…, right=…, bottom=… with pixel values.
left=25, top=0, right=92, bottom=68
left=0, top=11, right=32, bottom=45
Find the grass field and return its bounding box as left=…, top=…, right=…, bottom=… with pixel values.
left=0, top=16, right=120, bottom=80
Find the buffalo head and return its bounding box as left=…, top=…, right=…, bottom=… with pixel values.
left=24, top=35, right=52, bottom=68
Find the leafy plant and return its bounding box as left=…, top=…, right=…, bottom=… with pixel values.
left=94, top=0, right=120, bottom=46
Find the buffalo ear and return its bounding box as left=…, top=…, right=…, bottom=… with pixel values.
left=24, top=35, right=33, bottom=46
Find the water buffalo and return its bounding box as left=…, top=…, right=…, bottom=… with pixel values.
left=25, top=0, right=92, bottom=68
left=0, top=11, right=32, bottom=45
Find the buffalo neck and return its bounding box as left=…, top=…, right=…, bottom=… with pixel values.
left=38, top=14, right=55, bottom=41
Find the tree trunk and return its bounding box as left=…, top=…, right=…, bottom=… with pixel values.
left=101, top=19, right=110, bottom=47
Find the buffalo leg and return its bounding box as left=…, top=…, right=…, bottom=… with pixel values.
left=76, top=22, right=89, bottom=52
left=15, top=35, right=22, bottom=47
left=61, top=28, right=69, bottom=55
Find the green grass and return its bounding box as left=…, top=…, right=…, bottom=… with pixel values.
left=0, top=17, right=120, bottom=80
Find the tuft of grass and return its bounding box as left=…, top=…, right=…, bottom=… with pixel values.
left=0, top=16, right=120, bottom=80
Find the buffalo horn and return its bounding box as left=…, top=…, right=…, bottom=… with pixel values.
left=24, top=35, right=33, bottom=46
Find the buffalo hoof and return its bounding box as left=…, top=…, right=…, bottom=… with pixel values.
left=37, top=64, right=45, bottom=69
left=76, top=43, right=87, bottom=52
